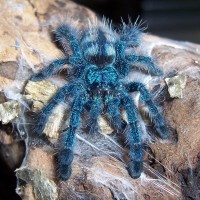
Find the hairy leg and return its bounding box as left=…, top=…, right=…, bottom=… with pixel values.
left=86, top=97, right=102, bottom=134
left=56, top=25, right=82, bottom=57
left=115, top=41, right=130, bottom=77
left=126, top=82, right=169, bottom=139
left=56, top=94, right=88, bottom=180
left=126, top=54, right=163, bottom=76
left=33, top=83, right=78, bottom=135
left=31, top=58, right=69, bottom=81
left=121, top=92, right=143, bottom=178
left=105, top=95, right=122, bottom=131
left=55, top=25, right=87, bottom=78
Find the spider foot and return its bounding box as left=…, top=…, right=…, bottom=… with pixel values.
left=151, top=68, right=163, bottom=76
left=111, top=114, right=122, bottom=131
left=32, top=123, right=45, bottom=135
left=31, top=112, right=48, bottom=135
left=57, top=164, right=72, bottom=181
left=56, top=148, right=74, bottom=181
left=30, top=74, right=45, bottom=82
left=128, top=160, right=143, bottom=179
left=155, top=123, right=170, bottom=139
left=128, top=143, right=143, bottom=179
left=86, top=119, right=97, bottom=134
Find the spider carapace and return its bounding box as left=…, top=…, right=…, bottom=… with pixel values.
left=31, top=20, right=169, bottom=180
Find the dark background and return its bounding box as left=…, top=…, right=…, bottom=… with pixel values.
left=73, top=0, right=200, bottom=43
left=1, top=1, right=200, bottom=200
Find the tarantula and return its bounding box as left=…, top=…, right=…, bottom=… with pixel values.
left=30, top=20, right=169, bottom=180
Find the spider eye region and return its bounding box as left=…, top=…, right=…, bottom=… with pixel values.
left=81, top=28, right=116, bottom=66
left=83, top=43, right=116, bottom=66
left=85, top=65, right=119, bottom=90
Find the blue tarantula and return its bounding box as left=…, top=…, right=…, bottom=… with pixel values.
left=31, top=20, right=169, bottom=180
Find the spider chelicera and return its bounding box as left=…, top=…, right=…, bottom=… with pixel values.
left=30, top=20, right=169, bottom=180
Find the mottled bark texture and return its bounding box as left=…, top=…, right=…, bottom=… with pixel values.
left=0, top=0, right=200, bottom=200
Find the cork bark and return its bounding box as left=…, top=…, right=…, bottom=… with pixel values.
left=0, top=0, right=200, bottom=200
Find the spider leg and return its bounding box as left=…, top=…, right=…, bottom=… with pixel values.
left=105, top=95, right=122, bottom=131
left=57, top=93, right=88, bottom=180
left=115, top=40, right=162, bottom=76
left=32, top=83, right=78, bottom=135
left=121, top=91, right=143, bottom=178
left=126, top=54, right=163, bottom=76
left=126, top=82, right=169, bottom=139
left=86, top=97, right=102, bottom=134
left=31, top=58, right=69, bottom=81
left=55, top=25, right=87, bottom=78
left=56, top=25, right=82, bottom=57
left=115, top=41, right=130, bottom=76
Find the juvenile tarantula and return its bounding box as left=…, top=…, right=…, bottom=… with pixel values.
left=31, top=20, right=169, bottom=180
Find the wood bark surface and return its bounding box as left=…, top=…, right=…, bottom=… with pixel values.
left=0, top=0, right=200, bottom=200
